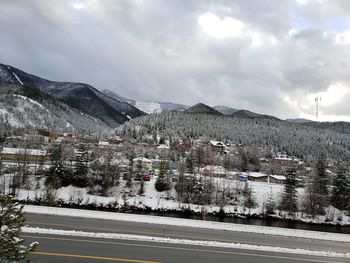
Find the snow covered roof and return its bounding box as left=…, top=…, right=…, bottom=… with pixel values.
left=209, top=141, right=226, bottom=147
left=248, top=172, right=268, bottom=178
left=133, top=157, right=152, bottom=163
left=202, top=165, right=226, bottom=174
left=270, top=175, right=286, bottom=180
left=1, top=147, right=46, bottom=156
left=157, top=144, right=170, bottom=149
left=99, top=141, right=109, bottom=146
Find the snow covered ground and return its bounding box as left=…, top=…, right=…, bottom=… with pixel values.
left=23, top=205, right=350, bottom=243
left=2, top=173, right=348, bottom=226
left=22, top=226, right=350, bottom=259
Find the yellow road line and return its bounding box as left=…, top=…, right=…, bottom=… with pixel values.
left=30, top=251, right=161, bottom=263
left=26, top=221, right=298, bottom=249
left=25, top=236, right=344, bottom=263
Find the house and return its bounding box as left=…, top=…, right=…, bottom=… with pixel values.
left=133, top=157, right=153, bottom=172
left=247, top=172, right=268, bottom=182
left=157, top=144, right=170, bottom=157
left=269, top=174, right=286, bottom=184
left=152, top=159, right=177, bottom=171
left=1, top=147, right=47, bottom=163
left=209, top=141, right=226, bottom=153
left=202, top=165, right=226, bottom=177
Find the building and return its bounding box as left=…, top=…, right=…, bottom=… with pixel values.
left=268, top=175, right=286, bottom=184
left=133, top=157, right=153, bottom=172
left=1, top=147, right=47, bottom=163
left=209, top=141, right=226, bottom=153
left=247, top=172, right=268, bottom=182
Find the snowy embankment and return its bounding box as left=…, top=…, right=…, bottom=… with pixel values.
left=24, top=205, right=350, bottom=243
left=21, top=227, right=350, bottom=259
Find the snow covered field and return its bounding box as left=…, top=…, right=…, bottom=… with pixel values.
left=2, top=173, right=349, bottom=226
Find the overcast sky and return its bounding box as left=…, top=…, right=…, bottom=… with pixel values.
left=1, top=0, right=350, bottom=121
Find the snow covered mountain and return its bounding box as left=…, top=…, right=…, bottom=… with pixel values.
left=102, top=89, right=189, bottom=114
left=185, top=103, right=223, bottom=115
left=0, top=63, right=145, bottom=127
left=0, top=82, right=110, bottom=133
left=213, top=105, right=238, bottom=115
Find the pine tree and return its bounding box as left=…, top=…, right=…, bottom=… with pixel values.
left=243, top=182, right=257, bottom=213
left=73, top=143, right=89, bottom=187
left=331, top=163, right=350, bottom=211
left=265, top=189, right=276, bottom=215
left=310, top=157, right=330, bottom=215
left=315, top=157, right=329, bottom=196
left=279, top=167, right=298, bottom=216
left=47, top=143, right=66, bottom=187
left=0, top=195, right=38, bottom=262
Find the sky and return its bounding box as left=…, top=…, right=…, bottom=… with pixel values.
left=1, top=0, right=350, bottom=121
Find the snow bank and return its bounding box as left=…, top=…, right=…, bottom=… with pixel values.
left=22, top=227, right=350, bottom=259
left=24, top=205, right=350, bottom=243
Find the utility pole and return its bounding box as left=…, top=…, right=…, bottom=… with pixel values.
left=315, top=96, right=321, bottom=121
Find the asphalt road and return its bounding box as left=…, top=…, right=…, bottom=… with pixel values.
left=24, top=213, right=350, bottom=253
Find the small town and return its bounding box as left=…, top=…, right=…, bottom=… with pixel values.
left=1, top=1, right=350, bottom=262
left=1, top=127, right=347, bottom=227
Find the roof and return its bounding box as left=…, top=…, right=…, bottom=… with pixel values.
left=209, top=141, right=226, bottom=147
left=133, top=157, right=152, bottom=163
left=1, top=147, right=46, bottom=156
left=157, top=144, right=170, bottom=149
left=270, top=175, right=286, bottom=180
left=248, top=172, right=268, bottom=178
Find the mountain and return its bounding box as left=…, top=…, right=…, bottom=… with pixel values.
left=117, top=111, right=350, bottom=161
left=0, top=82, right=110, bottom=133
left=286, top=118, right=312, bottom=124
left=231, top=110, right=279, bottom=120
left=0, top=63, right=145, bottom=127
left=303, top=121, right=350, bottom=134
left=185, top=103, right=223, bottom=115
left=213, top=105, right=238, bottom=115
left=102, top=89, right=189, bottom=114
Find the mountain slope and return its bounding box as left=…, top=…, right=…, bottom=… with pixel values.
left=0, top=63, right=145, bottom=127
left=0, top=82, right=110, bottom=133
left=231, top=110, right=279, bottom=120
left=117, top=112, right=350, bottom=161
left=102, top=89, right=189, bottom=114
left=185, top=103, right=223, bottom=115
left=213, top=105, right=238, bottom=115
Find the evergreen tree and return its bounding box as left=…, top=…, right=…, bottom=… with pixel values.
left=243, top=182, right=257, bottom=213
left=265, top=189, right=276, bottom=215
left=315, top=157, right=329, bottom=196
left=279, top=167, right=298, bottom=216
left=0, top=195, right=38, bottom=262
left=331, top=163, right=350, bottom=211
left=73, top=143, right=89, bottom=187
left=47, top=143, right=66, bottom=187
left=186, top=150, right=196, bottom=174
left=309, top=157, right=329, bottom=215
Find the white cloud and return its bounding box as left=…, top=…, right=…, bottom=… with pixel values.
left=336, top=30, right=350, bottom=45
left=198, top=13, right=246, bottom=39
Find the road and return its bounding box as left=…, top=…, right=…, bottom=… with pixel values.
left=24, top=213, right=350, bottom=263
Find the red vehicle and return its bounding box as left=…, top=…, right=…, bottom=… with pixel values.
left=143, top=175, right=151, bottom=181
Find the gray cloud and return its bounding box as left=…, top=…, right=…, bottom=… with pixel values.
left=1, top=0, right=350, bottom=121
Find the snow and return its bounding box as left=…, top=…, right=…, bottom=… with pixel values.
left=12, top=94, right=45, bottom=109
left=135, top=101, right=162, bottom=114
left=21, top=227, right=350, bottom=259
left=23, top=205, right=350, bottom=243
left=270, top=175, right=286, bottom=181
left=12, top=72, right=24, bottom=85
left=1, top=147, right=46, bottom=156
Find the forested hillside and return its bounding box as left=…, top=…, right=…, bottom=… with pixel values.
left=117, top=112, right=350, bottom=161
